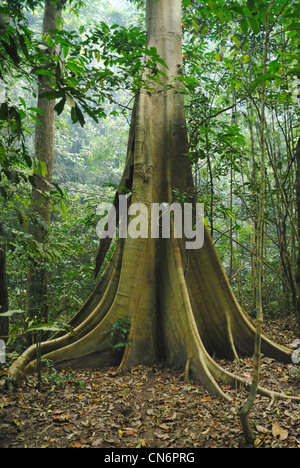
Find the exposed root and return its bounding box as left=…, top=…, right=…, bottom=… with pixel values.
left=170, top=235, right=232, bottom=401
left=184, top=357, right=191, bottom=380
left=226, top=315, right=240, bottom=362
left=8, top=243, right=124, bottom=380
left=8, top=232, right=299, bottom=407
left=210, top=357, right=300, bottom=401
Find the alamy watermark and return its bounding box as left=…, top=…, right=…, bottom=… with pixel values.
left=0, top=339, right=6, bottom=364
left=96, top=195, right=204, bottom=250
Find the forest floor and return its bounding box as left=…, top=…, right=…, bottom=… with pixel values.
left=0, top=317, right=299, bottom=449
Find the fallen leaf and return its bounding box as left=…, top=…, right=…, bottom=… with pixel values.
left=123, top=428, right=137, bottom=436
left=158, top=423, right=170, bottom=431
left=201, top=428, right=210, bottom=435
left=0, top=398, right=12, bottom=409
left=107, top=370, right=118, bottom=377
left=256, top=425, right=269, bottom=433
left=272, top=422, right=288, bottom=441
left=254, top=438, right=262, bottom=448
left=92, top=439, right=102, bottom=447
left=242, top=372, right=252, bottom=381
left=52, top=412, right=71, bottom=424
left=200, top=395, right=211, bottom=402
left=154, top=432, right=170, bottom=440
left=136, top=439, right=148, bottom=448
left=71, top=441, right=82, bottom=448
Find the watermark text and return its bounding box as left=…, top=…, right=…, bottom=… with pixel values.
left=96, top=196, right=204, bottom=250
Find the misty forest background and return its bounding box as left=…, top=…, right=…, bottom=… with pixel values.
left=1, top=0, right=300, bottom=360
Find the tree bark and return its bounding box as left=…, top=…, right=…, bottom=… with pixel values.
left=295, top=136, right=300, bottom=331
left=0, top=222, right=9, bottom=340
left=9, top=0, right=297, bottom=402
left=26, top=0, right=61, bottom=322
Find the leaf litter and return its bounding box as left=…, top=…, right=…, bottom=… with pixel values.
left=0, top=317, right=299, bottom=448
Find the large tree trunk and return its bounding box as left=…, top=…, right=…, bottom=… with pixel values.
left=9, top=0, right=296, bottom=401
left=26, top=0, right=61, bottom=322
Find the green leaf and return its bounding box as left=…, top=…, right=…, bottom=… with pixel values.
left=1, top=37, right=20, bottom=65
left=225, top=208, right=234, bottom=219
left=30, top=115, right=42, bottom=127
left=0, top=103, right=9, bottom=120
left=39, top=90, right=63, bottom=100
left=268, top=59, right=280, bottom=73
left=231, top=5, right=244, bottom=15
left=28, top=175, right=37, bottom=188
left=208, top=0, right=218, bottom=12
left=218, top=9, right=225, bottom=23
left=28, top=107, right=45, bottom=116
left=249, top=17, right=260, bottom=34
left=59, top=199, right=67, bottom=219
left=0, top=310, right=25, bottom=317
left=192, top=20, right=199, bottom=33
left=19, top=97, right=26, bottom=109
left=54, top=99, right=66, bottom=115
left=247, top=0, right=256, bottom=11
left=26, top=324, right=62, bottom=333
left=67, top=61, right=85, bottom=75
left=38, top=159, right=48, bottom=177
left=252, top=73, right=283, bottom=89
left=15, top=209, right=27, bottom=228
left=0, top=187, right=8, bottom=200
left=52, top=182, right=67, bottom=198
left=35, top=69, right=53, bottom=76
left=71, top=104, right=85, bottom=127
left=240, top=19, right=249, bottom=34
left=232, top=36, right=240, bottom=47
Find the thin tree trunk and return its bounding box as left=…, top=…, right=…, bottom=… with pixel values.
left=206, top=134, right=214, bottom=238
left=240, top=3, right=273, bottom=444
left=26, top=0, right=61, bottom=323
left=0, top=221, right=9, bottom=340
left=229, top=96, right=236, bottom=284
left=295, top=136, right=300, bottom=331
left=248, top=102, right=257, bottom=306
